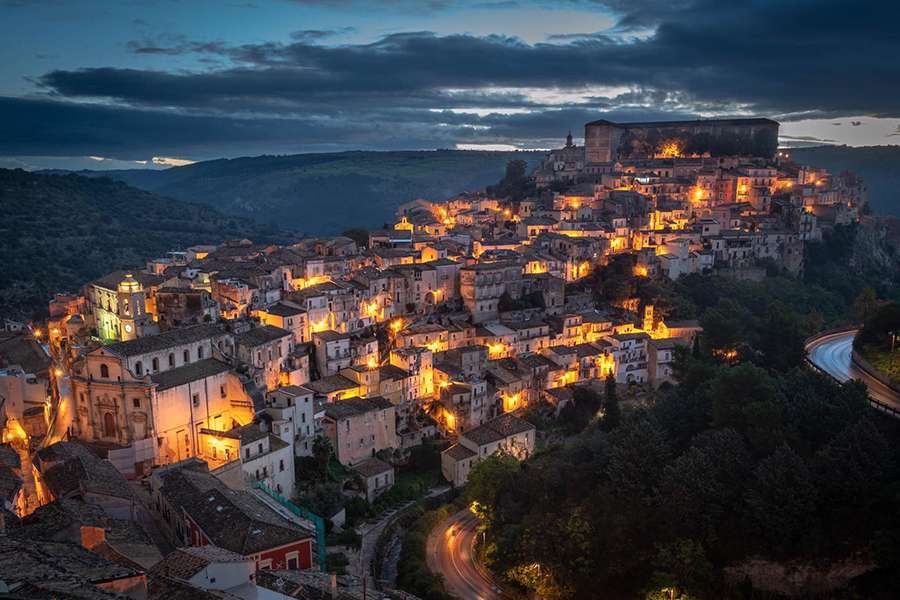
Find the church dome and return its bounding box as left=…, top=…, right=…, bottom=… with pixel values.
left=117, top=273, right=143, bottom=294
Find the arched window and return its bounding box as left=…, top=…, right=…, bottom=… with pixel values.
left=134, top=361, right=143, bottom=376
left=103, top=412, right=116, bottom=437
left=100, top=364, right=109, bottom=378
left=168, top=353, right=175, bottom=367
left=152, top=357, right=159, bottom=372
left=183, top=349, right=190, bottom=363
left=197, top=346, right=205, bottom=359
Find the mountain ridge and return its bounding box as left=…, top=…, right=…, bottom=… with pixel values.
left=59, top=150, right=545, bottom=234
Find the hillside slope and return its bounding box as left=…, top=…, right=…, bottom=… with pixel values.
left=791, top=145, right=900, bottom=215
left=87, top=150, right=543, bottom=234
left=0, top=169, right=280, bottom=319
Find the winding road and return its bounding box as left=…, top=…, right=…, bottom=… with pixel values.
left=426, top=509, right=512, bottom=600
left=805, top=329, right=900, bottom=412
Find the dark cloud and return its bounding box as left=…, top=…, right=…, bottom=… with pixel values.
left=40, top=1, right=900, bottom=120
left=5, top=0, right=899, bottom=159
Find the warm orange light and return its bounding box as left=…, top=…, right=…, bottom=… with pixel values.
left=691, top=187, right=704, bottom=203
left=444, top=411, right=456, bottom=432
left=595, top=355, right=616, bottom=377
left=310, top=317, right=330, bottom=333
left=389, top=319, right=404, bottom=334
left=577, top=261, right=590, bottom=278
left=634, top=265, right=648, bottom=277
left=362, top=300, right=380, bottom=319
left=502, top=391, right=522, bottom=412
left=488, top=342, right=507, bottom=359
left=33, top=329, right=42, bottom=338
left=367, top=355, right=379, bottom=369
left=53, top=368, right=63, bottom=377
left=658, top=141, right=682, bottom=158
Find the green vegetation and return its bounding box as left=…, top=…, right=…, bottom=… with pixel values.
left=855, top=302, right=900, bottom=383
left=466, top=358, right=900, bottom=598
left=396, top=504, right=454, bottom=600
left=96, top=150, right=543, bottom=234
left=470, top=227, right=900, bottom=599
left=371, top=441, right=446, bottom=514
left=325, top=551, right=350, bottom=575
left=0, top=168, right=280, bottom=319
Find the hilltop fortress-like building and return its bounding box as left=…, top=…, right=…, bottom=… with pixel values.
left=584, top=117, right=780, bottom=163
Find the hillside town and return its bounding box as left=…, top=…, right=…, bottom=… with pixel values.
left=0, top=117, right=866, bottom=599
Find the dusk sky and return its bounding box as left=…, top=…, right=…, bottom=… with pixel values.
left=2, top=0, right=899, bottom=170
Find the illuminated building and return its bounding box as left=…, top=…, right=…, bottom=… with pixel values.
left=441, top=413, right=535, bottom=487
left=85, top=271, right=162, bottom=342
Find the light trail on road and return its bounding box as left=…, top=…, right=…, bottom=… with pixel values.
left=427, top=509, right=512, bottom=600
left=806, top=329, right=900, bottom=411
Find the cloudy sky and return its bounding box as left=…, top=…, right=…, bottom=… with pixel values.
left=2, top=0, right=899, bottom=170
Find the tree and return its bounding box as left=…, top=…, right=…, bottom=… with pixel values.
left=852, top=287, right=879, bottom=323
left=746, top=444, right=818, bottom=554
left=601, top=374, right=621, bottom=431
left=312, top=436, right=333, bottom=481
left=464, top=453, right=520, bottom=524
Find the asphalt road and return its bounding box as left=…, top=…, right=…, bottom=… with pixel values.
left=426, top=509, right=511, bottom=600
left=805, top=329, right=900, bottom=410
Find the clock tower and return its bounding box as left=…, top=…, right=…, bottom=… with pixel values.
left=117, top=274, right=153, bottom=341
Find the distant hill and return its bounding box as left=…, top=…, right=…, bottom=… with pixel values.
left=791, top=145, right=900, bottom=216
left=75, top=150, right=544, bottom=234
left=0, top=168, right=281, bottom=319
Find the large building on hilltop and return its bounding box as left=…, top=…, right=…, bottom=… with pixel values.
left=584, top=118, right=780, bottom=163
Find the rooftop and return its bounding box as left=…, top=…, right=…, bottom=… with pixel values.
left=235, top=324, right=291, bottom=347
left=461, top=412, right=534, bottom=447
left=352, top=457, right=393, bottom=479
left=150, top=358, right=232, bottom=391
left=103, top=323, right=222, bottom=358
left=324, top=396, right=393, bottom=420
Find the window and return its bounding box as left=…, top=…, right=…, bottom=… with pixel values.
left=132, top=397, right=140, bottom=409
left=220, top=385, right=226, bottom=398
left=168, top=353, right=175, bottom=367
left=183, top=349, right=190, bottom=363
left=151, top=357, right=159, bottom=372
left=197, top=346, right=204, bottom=359
left=245, top=447, right=250, bottom=459
left=100, top=364, right=109, bottom=378
left=192, top=393, right=200, bottom=407
left=257, top=443, right=263, bottom=454
left=279, top=459, right=284, bottom=472
left=134, top=361, right=143, bottom=376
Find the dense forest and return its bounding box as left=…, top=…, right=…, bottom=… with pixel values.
left=0, top=169, right=280, bottom=319
left=463, top=223, right=900, bottom=599
left=73, top=150, right=544, bottom=234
